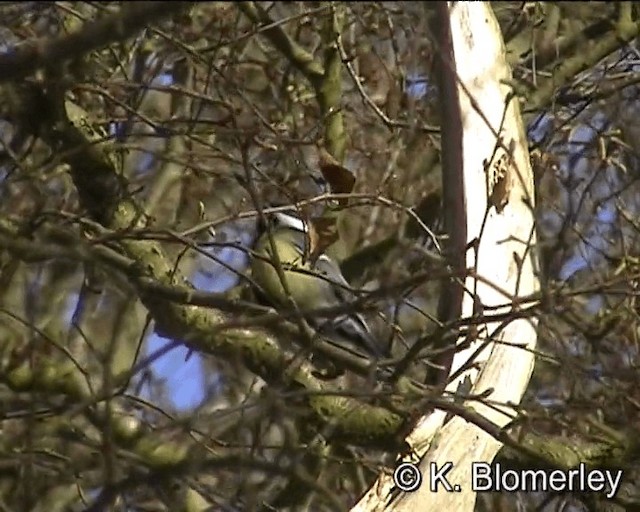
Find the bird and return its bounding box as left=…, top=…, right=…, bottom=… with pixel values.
left=250, top=210, right=388, bottom=359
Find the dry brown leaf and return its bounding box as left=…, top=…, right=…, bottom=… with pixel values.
left=317, top=147, right=356, bottom=205
left=308, top=215, right=339, bottom=264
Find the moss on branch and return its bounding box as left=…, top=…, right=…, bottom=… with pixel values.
left=0, top=83, right=404, bottom=448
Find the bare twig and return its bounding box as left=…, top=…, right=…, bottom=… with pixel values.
left=237, top=2, right=324, bottom=81
left=0, top=2, right=192, bottom=83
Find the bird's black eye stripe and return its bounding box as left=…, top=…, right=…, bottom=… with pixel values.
left=311, top=174, right=328, bottom=187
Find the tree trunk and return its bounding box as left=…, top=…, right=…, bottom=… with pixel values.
left=354, top=3, right=539, bottom=510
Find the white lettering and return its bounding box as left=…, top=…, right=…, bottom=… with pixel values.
left=500, top=468, right=520, bottom=492
left=520, top=469, right=547, bottom=492
left=587, top=470, right=605, bottom=493
left=469, top=462, right=622, bottom=497
left=548, top=469, right=567, bottom=492
left=605, top=470, right=623, bottom=499
left=471, top=462, right=492, bottom=491
left=430, top=462, right=454, bottom=492
left=573, top=466, right=581, bottom=492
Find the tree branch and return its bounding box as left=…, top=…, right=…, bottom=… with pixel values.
left=237, top=2, right=324, bottom=82
left=1, top=86, right=405, bottom=448
left=525, top=17, right=640, bottom=113
left=0, top=2, right=192, bottom=83
left=238, top=2, right=348, bottom=161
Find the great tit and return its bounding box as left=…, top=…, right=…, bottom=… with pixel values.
left=250, top=211, right=387, bottom=359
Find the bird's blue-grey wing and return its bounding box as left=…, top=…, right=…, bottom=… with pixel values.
left=313, top=255, right=388, bottom=358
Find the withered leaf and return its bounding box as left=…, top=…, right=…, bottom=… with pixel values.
left=308, top=215, right=339, bottom=264
left=317, top=147, right=356, bottom=205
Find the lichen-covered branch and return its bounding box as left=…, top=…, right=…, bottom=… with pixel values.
left=0, top=2, right=192, bottom=83
left=237, top=2, right=324, bottom=82
left=0, top=83, right=404, bottom=447
left=317, top=4, right=346, bottom=161
left=525, top=13, right=640, bottom=113
left=238, top=1, right=346, bottom=161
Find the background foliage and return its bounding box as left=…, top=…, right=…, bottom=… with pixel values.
left=2, top=2, right=640, bottom=511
